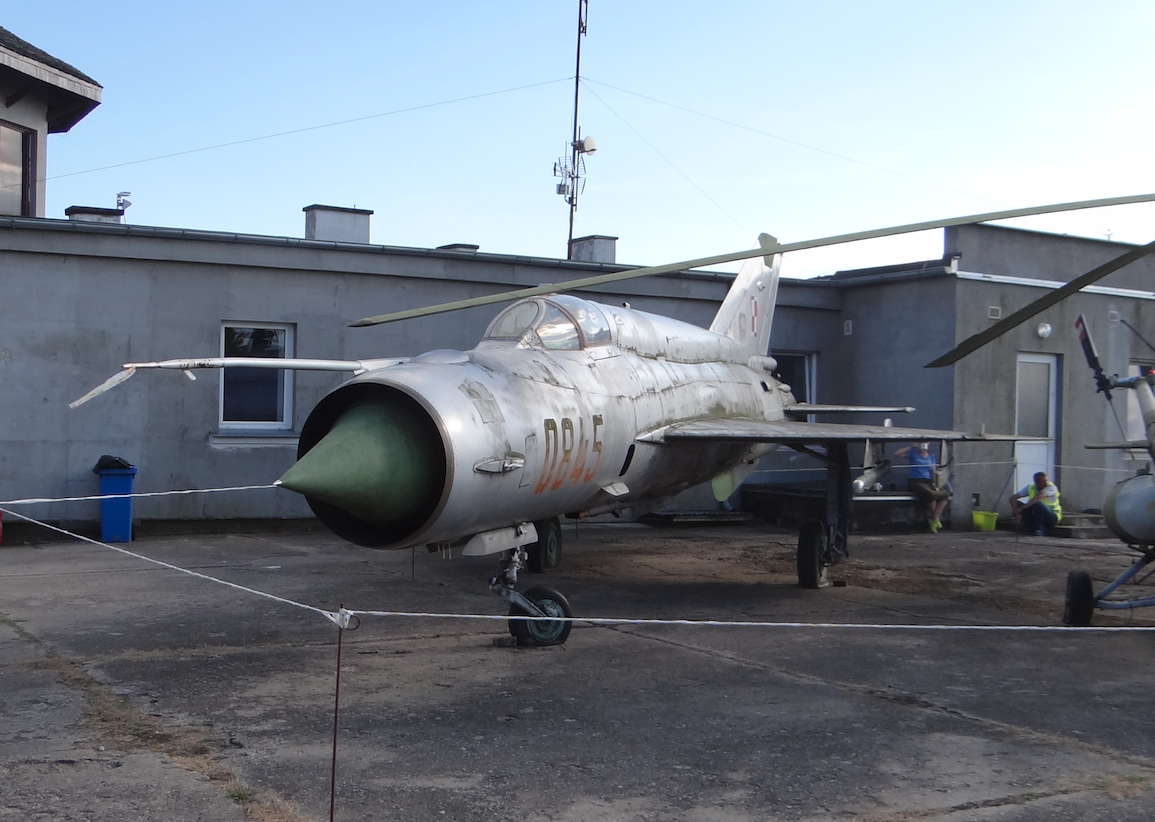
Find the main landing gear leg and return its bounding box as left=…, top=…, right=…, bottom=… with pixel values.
left=489, top=547, right=573, bottom=646
left=796, top=441, right=853, bottom=589
left=525, top=516, right=563, bottom=572
left=1063, top=547, right=1155, bottom=626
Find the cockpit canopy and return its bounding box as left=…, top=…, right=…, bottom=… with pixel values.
left=483, top=295, right=613, bottom=350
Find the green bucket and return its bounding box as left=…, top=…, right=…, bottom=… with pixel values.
left=972, top=511, right=997, bottom=531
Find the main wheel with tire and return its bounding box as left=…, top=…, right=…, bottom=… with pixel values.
left=797, top=520, right=828, bottom=589
left=526, top=517, right=562, bottom=573
left=1062, top=569, right=1095, bottom=626
left=508, top=584, right=573, bottom=646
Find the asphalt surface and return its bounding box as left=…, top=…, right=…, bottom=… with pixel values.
left=1, top=521, right=1154, bottom=821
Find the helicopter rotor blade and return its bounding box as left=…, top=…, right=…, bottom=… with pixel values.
left=350, top=192, right=1155, bottom=328
left=926, top=239, right=1155, bottom=368
left=1075, top=313, right=1114, bottom=400
left=350, top=233, right=781, bottom=327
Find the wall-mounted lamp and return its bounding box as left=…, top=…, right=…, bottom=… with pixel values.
left=1036, top=322, right=1053, bottom=339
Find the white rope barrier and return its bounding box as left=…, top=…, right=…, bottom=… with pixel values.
left=6, top=478, right=1155, bottom=634
left=339, top=608, right=1155, bottom=632
left=4, top=502, right=1152, bottom=634
left=1050, top=463, right=1151, bottom=475
left=911, top=461, right=1141, bottom=475
left=0, top=484, right=279, bottom=506
left=0, top=506, right=341, bottom=626
left=940, top=460, right=1017, bottom=467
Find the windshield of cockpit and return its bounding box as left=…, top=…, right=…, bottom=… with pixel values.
left=482, top=297, right=612, bottom=350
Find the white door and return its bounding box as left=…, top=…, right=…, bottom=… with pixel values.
left=1014, top=354, right=1057, bottom=491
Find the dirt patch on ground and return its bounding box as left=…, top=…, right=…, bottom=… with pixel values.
left=26, top=653, right=312, bottom=822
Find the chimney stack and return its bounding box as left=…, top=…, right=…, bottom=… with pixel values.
left=303, top=204, right=373, bottom=244
left=570, top=235, right=617, bottom=263
left=65, top=205, right=124, bottom=224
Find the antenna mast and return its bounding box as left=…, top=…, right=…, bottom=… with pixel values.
left=554, top=0, right=595, bottom=259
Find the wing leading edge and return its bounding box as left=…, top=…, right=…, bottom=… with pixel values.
left=70, top=356, right=407, bottom=409
left=638, top=418, right=1021, bottom=445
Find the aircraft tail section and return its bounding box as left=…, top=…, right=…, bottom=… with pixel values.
left=709, top=233, right=781, bottom=360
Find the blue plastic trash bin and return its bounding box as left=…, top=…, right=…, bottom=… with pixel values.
left=98, top=467, right=138, bottom=542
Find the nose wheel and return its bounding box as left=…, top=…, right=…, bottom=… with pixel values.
left=490, top=546, right=574, bottom=645
left=509, top=585, right=573, bottom=645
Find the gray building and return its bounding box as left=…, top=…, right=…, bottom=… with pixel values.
left=5, top=211, right=1153, bottom=532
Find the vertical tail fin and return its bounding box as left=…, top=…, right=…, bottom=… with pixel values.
left=708, top=233, right=782, bottom=359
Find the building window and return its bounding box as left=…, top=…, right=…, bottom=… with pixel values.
left=220, top=324, right=294, bottom=429
left=0, top=121, right=33, bottom=217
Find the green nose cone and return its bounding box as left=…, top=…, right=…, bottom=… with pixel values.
left=279, top=402, right=438, bottom=526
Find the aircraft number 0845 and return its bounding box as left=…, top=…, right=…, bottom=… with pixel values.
left=535, top=415, right=604, bottom=494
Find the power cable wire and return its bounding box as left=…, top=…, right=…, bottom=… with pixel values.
left=582, top=77, right=1005, bottom=208
left=40, top=78, right=572, bottom=185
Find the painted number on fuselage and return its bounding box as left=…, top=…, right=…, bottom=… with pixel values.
left=535, top=415, right=604, bottom=494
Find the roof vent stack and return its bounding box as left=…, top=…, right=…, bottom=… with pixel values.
left=303, top=204, right=373, bottom=244
left=64, top=205, right=124, bottom=224
left=570, top=234, right=617, bottom=263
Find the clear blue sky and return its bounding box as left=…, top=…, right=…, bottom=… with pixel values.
left=8, top=1, right=1155, bottom=278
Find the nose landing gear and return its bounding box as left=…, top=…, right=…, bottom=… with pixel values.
left=489, top=546, right=573, bottom=645
left=509, top=585, right=573, bottom=645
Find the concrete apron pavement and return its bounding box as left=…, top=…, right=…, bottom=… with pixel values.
left=1, top=522, right=1153, bottom=821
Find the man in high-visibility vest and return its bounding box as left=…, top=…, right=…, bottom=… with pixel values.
left=1010, top=471, right=1062, bottom=536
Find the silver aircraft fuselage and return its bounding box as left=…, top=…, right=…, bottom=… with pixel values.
left=281, top=296, right=789, bottom=548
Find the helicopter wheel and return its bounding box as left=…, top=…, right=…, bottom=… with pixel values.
left=508, top=585, right=573, bottom=646
left=797, top=519, right=829, bottom=589
left=526, top=517, right=562, bottom=573
left=1062, top=569, right=1095, bottom=626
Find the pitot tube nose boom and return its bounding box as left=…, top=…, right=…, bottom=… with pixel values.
left=278, top=389, right=447, bottom=545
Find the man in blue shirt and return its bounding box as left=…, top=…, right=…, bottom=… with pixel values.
left=895, top=441, right=950, bottom=532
